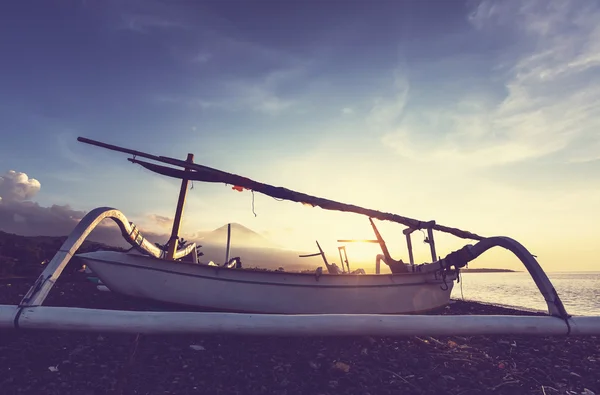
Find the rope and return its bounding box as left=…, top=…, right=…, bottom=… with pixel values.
left=251, top=190, right=257, bottom=217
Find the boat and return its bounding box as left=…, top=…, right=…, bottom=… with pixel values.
left=1, top=136, right=599, bottom=336
left=77, top=248, right=456, bottom=315
left=72, top=138, right=462, bottom=315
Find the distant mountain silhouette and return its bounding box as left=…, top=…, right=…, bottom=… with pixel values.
left=198, top=223, right=279, bottom=250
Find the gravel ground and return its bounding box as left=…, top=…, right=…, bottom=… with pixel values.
left=0, top=277, right=598, bottom=395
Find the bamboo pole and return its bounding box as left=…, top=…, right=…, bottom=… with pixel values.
left=427, top=228, right=437, bottom=262
left=406, top=233, right=415, bottom=266
left=225, top=223, right=231, bottom=264
left=2, top=305, right=599, bottom=336
left=166, top=153, right=194, bottom=261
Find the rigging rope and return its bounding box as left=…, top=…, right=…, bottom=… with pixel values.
left=251, top=190, right=257, bottom=217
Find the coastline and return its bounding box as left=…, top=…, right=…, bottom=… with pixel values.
left=0, top=279, right=598, bottom=395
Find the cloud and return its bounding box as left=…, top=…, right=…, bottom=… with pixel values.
left=220, top=65, right=311, bottom=115
left=225, top=81, right=294, bottom=115
left=113, top=0, right=194, bottom=35
left=367, top=69, right=410, bottom=127
left=341, top=107, right=354, bottom=115
left=382, top=0, right=600, bottom=166
left=112, top=1, right=310, bottom=116
left=118, top=14, right=190, bottom=33
left=0, top=197, right=173, bottom=248
left=0, top=200, right=86, bottom=235
left=156, top=65, right=307, bottom=115
left=146, top=214, right=173, bottom=230
left=0, top=171, right=41, bottom=202
left=56, top=131, right=92, bottom=168
left=0, top=170, right=161, bottom=247
left=192, top=52, right=212, bottom=64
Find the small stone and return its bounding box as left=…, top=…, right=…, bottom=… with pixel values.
left=189, top=345, right=205, bottom=351
left=333, top=361, right=350, bottom=373
left=280, top=378, right=289, bottom=387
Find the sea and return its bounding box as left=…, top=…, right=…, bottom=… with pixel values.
left=450, top=271, right=600, bottom=316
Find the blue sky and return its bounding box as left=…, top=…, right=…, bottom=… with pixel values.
left=1, top=0, right=599, bottom=271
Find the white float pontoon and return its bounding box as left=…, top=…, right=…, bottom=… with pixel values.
left=1, top=137, right=598, bottom=336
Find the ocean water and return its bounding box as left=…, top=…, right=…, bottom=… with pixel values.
left=450, top=271, right=600, bottom=316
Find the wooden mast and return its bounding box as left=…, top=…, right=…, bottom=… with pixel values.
left=166, top=153, right=194, bottom=260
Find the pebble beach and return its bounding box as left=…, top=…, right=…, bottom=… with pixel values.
left=0, top=277, right=598, bottom=395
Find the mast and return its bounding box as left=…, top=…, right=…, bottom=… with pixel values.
left=166, top=153, right=194, bottom=260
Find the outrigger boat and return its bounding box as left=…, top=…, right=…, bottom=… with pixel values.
left=1, top=137, right=599, bottom=336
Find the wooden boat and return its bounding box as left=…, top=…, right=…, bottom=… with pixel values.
left=68, top=138, right=462, bottom=315
left=1, top=136, right=600, bottom=336
left=77, top=249, right=456, bottom=314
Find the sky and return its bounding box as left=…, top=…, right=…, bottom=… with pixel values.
left=0, top=0, right=599, bottom=272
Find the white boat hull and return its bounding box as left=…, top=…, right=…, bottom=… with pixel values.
left=78, top=251, right=456, bottom=314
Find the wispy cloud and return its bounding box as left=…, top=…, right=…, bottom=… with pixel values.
left=382, top=0, right=600, bottom=166
left=192, top=52, right=212, bottom=64
left=146, top=214, right=173, bottom=230
left=221, top=79, right=295, bottom=116
left=117, top=13, right=191, bottom=33
left=367, top=69, right=410, bottom=127
left=111, top=0, right=194, bottom=35
left=56, top=131, right=92, bottom=168
left=155, top=65, right=308, bottom=116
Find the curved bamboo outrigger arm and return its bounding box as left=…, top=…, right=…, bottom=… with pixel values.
left=419, top=236, right=569, bottom=319
left=18, top=207, right=197, bottom=308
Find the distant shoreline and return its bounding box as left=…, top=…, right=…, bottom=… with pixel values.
left=460, top=268, right=518, bottom=273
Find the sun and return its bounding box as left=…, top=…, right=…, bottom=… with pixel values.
left=334, top=241, right=382, bottom=270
